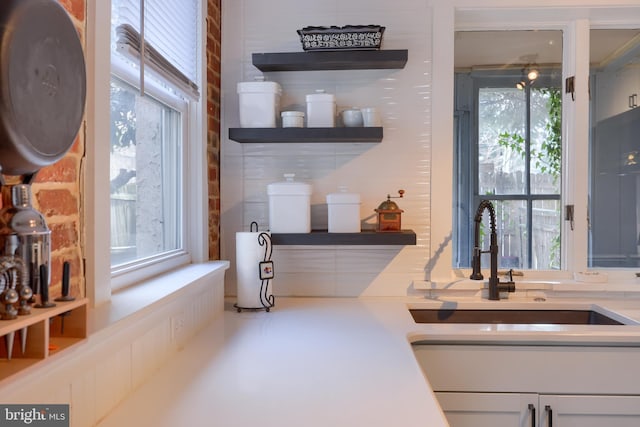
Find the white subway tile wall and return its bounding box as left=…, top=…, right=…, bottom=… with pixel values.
left=221, top=0, right=432, bottom=297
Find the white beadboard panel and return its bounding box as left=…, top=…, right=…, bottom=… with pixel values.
left=50, top=384, right=72, bottom=403
left=69, top=370, right=96, bottom=427
left=191, top=288, right=219, bottom=330
left=71, top=370, right=97, bottom=427
left=5, top=370, right=71, bottom=404
left=2, top=265, right=228, bottom=427
left=131, top=320, right=171, bottom=390
left=11, top=380, right=71, bottom=409
left=94, top=346, right=132, bottom=422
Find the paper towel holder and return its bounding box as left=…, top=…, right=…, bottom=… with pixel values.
left=234, top=222, right=275, bottom=313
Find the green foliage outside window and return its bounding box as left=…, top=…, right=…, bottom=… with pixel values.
left=497, top=87, right=562, bottom=180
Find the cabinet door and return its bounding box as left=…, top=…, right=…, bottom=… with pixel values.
left=539, top=395, right=640, bottom=427
left=436, top=392, right=537, bottom=427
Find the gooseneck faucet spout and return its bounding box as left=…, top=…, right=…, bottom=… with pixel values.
left=470, top=200, right=515, bottom=300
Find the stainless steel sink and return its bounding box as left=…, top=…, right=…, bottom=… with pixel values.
left=409, top=308, right=625, bottom=325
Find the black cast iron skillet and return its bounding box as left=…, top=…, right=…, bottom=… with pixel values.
left=0, top=0, right=86, bottom=176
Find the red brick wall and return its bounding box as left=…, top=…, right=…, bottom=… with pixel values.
left=207, top=0, right=222, bottom=260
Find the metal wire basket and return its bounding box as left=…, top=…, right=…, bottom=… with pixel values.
left=297, top=25, right=385, bottom=51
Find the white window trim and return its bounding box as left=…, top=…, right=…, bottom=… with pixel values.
left=430, top=5, right=640, bottom=285
left=86, top=0, right=208, bottom=305
left=108, top=59, right=191, bottom=291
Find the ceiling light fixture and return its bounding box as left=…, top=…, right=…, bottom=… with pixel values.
left=516, top=65, right=539, bottom=89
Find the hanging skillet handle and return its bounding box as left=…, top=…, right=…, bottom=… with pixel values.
left=22, top=172, right=38, bottom=185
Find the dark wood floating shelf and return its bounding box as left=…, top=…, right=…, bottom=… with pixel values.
left=271, top=229, right=416, bottom=246
left=252, top=49, right=408, bottom=72
left=229, top=127, right=383, bottom=143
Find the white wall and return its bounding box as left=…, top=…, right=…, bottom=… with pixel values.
left=220, top=0, right=640, bottom=297
left=222, top=0, right=432, bottom=297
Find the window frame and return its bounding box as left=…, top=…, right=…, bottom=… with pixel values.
left=454, top=73, right=563, bottom=270
left=108, top=60, right=191, bottom=290
left=86, top=0, right=208, bottom=304
left=430, top=6, right=640, bottom=285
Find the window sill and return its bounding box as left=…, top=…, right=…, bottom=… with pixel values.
left=2, top=261, right=228, bottom=394
left=88, top=261, right=230, bottom=336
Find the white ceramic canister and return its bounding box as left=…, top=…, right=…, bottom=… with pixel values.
left=267, top=174, right=312, bottom=233
left=341, top=108, right=363, bottom=127
left=306, top=89, right=336, bottom=127
left=237, top=76, right=282, bottom=128
left=281, top=111, right=305, bottom=128
left=326, top=187, right=361, bottom=233
left=361, top=107, right=382, bottom=127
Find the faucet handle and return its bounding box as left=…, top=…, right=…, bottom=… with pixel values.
left=470, top=247, right=484, bottom=280
left=499, top=268, right=523, bottom=282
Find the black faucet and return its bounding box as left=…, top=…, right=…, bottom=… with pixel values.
left=470, top=200, right=515, bottom=300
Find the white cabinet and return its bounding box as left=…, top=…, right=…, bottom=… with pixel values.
left=412, top=343, right=640, bottom=426
left=436, top=392, right=536, bottom=427
left=540, top=395, right=640, bottom=427
left=437, top=392, right=640, bottom=427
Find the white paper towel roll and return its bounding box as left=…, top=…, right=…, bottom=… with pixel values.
left=236, top=231, right=272, bottom=309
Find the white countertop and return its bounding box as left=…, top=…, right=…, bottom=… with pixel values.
left=98, top=294, right=640, bottom=427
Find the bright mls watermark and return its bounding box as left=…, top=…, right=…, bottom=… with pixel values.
left=0, top=405, right=69, bottom=426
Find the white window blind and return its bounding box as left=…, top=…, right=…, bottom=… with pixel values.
left=111, top=0, right=199, bottom=99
